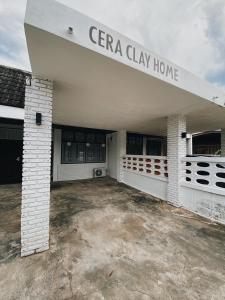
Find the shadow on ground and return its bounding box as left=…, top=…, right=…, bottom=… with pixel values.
left=1, top=177, right=225, bottom=299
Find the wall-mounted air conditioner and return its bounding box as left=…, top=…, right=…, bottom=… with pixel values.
left=93, top=168, right=106, bottom=178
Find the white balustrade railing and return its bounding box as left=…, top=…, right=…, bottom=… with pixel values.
left=122, top=155, right=168, bottom=180
left=182, top=157, right=225, bottom=190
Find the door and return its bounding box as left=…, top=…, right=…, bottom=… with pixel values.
left=0, top=121, right=24, bottom=186
left=0, top=140, right=23, bottom=184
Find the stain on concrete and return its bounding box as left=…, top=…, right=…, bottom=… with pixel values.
left=0, top=238, right=20, bottom=263
left=51, top=194, right=95, bottom=228
left=1, top=177, right=225, bottom=299
left=0, top=184, right=21, bottom=264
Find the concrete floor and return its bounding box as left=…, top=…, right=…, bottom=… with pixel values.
left=1, top=177, right=225, bottom=300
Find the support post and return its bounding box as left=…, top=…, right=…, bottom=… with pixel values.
left=21, top=76, right=53, bottom=257
left=221, top=129, right=225, bottom=157
left=143, top=137, right=147, bottom=155
left=187, top=134, right=193, bottom=155
left=167, top=115, right=186, bottom=206
left=117, top=130, right=126, bottom=182
left=53, top=128, right=62, bottom=182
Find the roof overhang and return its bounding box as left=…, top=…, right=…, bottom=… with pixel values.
left=24, top=0, right=225, bottom=135
left=0, top=105, right=24, bottom=120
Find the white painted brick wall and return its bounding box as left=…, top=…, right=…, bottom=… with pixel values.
left=21, top=76, right=53, bottom=257
left=167, top=115, right=186, bottom=206
left=221, top=129, right=225, bottom=157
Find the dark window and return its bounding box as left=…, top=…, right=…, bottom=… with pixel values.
left=62, top=130, right=73, bottom=141
left=86, top=132, right=95, bottom=143
left=86, top=144, right=98, bottom=163
left=146, top=139, right=162, bottom=156
left=61, top=128, right=106, bottom=164
left=127, top=133, right=143, bottom=155
left=74, top=131, right=85, bottom=142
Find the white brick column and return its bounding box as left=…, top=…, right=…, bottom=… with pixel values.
left=221, top=129, right=225, bottom=157
left=167, top=115, right=186, bottom=206
left=21, top=76, right=53, bottom=257
left=117, top=130, right=127, bottom=182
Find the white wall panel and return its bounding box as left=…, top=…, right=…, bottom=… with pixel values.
left=123, top=170, right=167, bottom=201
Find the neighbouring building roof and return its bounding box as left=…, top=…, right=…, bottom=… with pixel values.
left=0, top=65, right=31, bottom=108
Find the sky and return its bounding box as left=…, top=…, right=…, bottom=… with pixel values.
left=0, top=0, right=225, bottom=89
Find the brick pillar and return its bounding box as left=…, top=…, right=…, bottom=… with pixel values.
left=117, top=130, right=126, bottom=182
left=221, top=129, right=225, bottom=157
left=21, top=76, right=53, bottom=257
left=167, top=115, right=186, bottom=206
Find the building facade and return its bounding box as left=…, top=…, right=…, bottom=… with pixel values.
left=0, top=65, right=166, bottom=185
left=1, top=0, right=225, bottom=257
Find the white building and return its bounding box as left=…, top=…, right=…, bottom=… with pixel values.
left=1, top=0, right=225, bottom=257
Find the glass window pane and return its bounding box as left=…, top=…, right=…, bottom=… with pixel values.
left=86, top=144, right=97, bottom=162
left=74, top=131, right=85, bottom=142
left=86, top=132, right=95, bottom=143
left=75, top=143, right=85, bottom=163
left=62, top=130, right=74, bottom=141
left=62, top=142, right=73, bottom=163
left=96, top=133, right=105, bottom=143
left=127, top=133, right=143, bottom=155
left=146, top=139, right=162, bottom=156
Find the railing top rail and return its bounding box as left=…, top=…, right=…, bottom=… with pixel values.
left=124, top=155, right=167, bottom=160
left=182, top=156, right=225, bottom=163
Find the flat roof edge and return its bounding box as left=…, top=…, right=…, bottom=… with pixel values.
left=25, top=0, right=225, bottom=107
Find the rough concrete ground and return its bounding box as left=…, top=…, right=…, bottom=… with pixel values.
left=0, top=177, right=225, bottom=300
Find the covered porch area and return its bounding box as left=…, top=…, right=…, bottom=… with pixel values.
left=21, top=0, right=225, bottom=257
left=1, top=177, right=225, bottom=299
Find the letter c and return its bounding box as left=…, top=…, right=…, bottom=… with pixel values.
left=89, top=26, right=97, bottom=44
left=126, top=45, right=132, bottom=60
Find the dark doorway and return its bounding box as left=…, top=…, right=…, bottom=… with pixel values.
left=0, top=140, right=23, bottom=184
left=0, top=120, right=23, bottom=184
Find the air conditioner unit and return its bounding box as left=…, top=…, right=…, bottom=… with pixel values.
left=93, top=168, right=106, bottom=178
